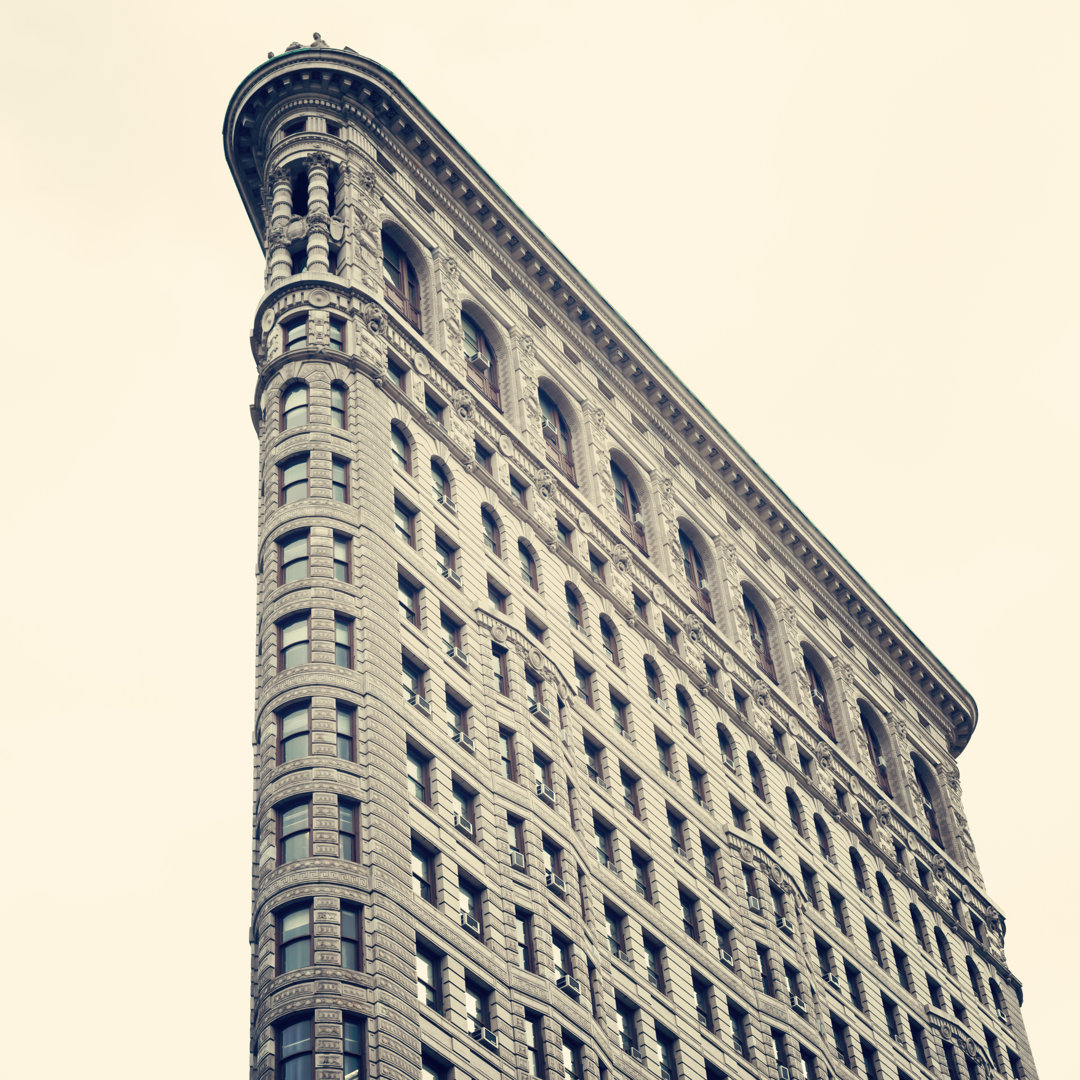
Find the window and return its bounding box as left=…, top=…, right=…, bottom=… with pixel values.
left=866, top=921, right=886, bottom=967
left=482, top=508, right=501, bottom=556
left=283, top=316, right=308, bottom=353
left=677, top=689, right=695, bottom=734
left=382, top=231, right=422, bottom=330
left=656, top=1026, right=678, bottom=1080
left=431, top=460, right=451, bottom=505
left=911, top=904, right=930, bottom=952
left=876, top=872, right=895, bottom=919
left=277, top=903, right=312, bottom=972
left=787, top=790, right=806, bottom=836
left=277, top=1017, right=313, bottom=1080
left=277, top=531, right=309, bottom=584
left=814, top=816, right=832, bottom=859
left=730, top=799, right=748, bottom=830
left=633, top=591, right=648, bottom=621
left=680, top=890, right=700, bottom=941
left=606, top=906, right=627, bottom=958
left=935, top=927, right=955, bottom=973
left=391, top=425, right=411, bottom=473
left=388, top=354, right=407, bottom=390
left=597, top=617, right=619, bottom=664
left=757, top=944, right=775, bottom=994
left=693, top=976, right=714, bottom=1029
left=801, top=863, right=819, bottom=909
left=407, top=746, right=430, bottom=803
left=589, top=549, right=606, bottom=581
left=574, top=662, right=594, bottom=707
left=690, top=763, right=707, bottom=806
left=717, top=724, right=735, bottom=768
left=435, top=535, right=458, bottom=580
left=913, top=758, right=945, bottom=846
left=565, top=585, right=583, bottom=630
left=881, top=995, right=900, bottom=1042
left=815, top=937, right=834, bottom=979
left=728, top=1001, right=749, bottom=1059
left=610, top=693, right=628, bottom=736
left=748, top=753, right=766, bottom=800
left=458, top=875, right=483, bottom=936
left=401, top=655, right=425, bottom=703
left=335, top=702, right=355, bottom=760
left=714, top=918, right=735, bottom=963
left=330, top=381, right=347, bottom=427
left=620, top=770, right=641, bottom=817
left=342, top=1017, right=364, bottom=1080
left=514, top=909, right=535, bottom=971
left=463, top=311, right=501, bottom=407
left=803, top=653, right=835, bottom=739
left=533, top=752, right=553, bottom=790
left=844, top=962, right=864, bottom=1011
left=507, top=814, right=525, bottom=863
left=415, top=943, right=442, bottom=1011
left=279, top=453, right=309, bottom=504
left=910, top=1020, right=928, bottom=1066
left=743, top=592, right=776, bottom=681
left=492, top=644, right=509, bottom=695
left=583, top=736, right=603, bottom=783
left=335, top=615, right=353, bottom=666
left=926, top=975, right=945, bottom=1008
left=397, top=576, right=420, bottom=626
left=859, top=1040, right=880, bottom=1080
left=593, top=816, right=614, bottom=867
left=446, top=696, right=468, bottom=741
left=394, top=500, right=415, bottom=546
left=474, top=440, right=492, bottom=473
left=562, top=1033, right=583, bottom=1080
left=831, top=1016, right=851, bottom=1068
left=615, top=995, right=638, bottom=1054
left=539, top=388, right=575, bottom=482
left=464, top=977, right=491, bottom=1036
left=656, top=733, right=673, bottom=776
left=337, top=798, right=358, bottom=860
left=892, top=944, right=912, bottom=991
left=341, top=903, right=362, bottom=971
left=424, top=392, right=444, bottom=425
left=702, top=836, right=721, bottom=886
left=277, top=612, right=310, bottom=669
left=487, top=578, right=507, bottom=612
left=273, top=698, right=315, bottom=764
left=860, top=704, right=892, bottom=796
left=638, top=933, right=665, bottom=991
left=277, top=800, right=310, bottom=863
left=829, top=888, right=848, bottom=934
left=519, top=542, right=538, bottom=589
left=631, top=849, right=653, bottom=901
left=411, top=839, right=435, bottom=902
left=611, top=460, right=647, bottom=553
left=281, top=382, right=308, bottom=428
left=679, top=530, right=713, bottom=618
left=557, top=519, right=574, bottom=552
left=525, top=1014, right=545, bottom=1077
left=329, top=533, right=350, bottom=582
left=421, top=1054, right=448, bottom=1080
left=552, top=930, right=574, bottom=981
left=644, top=658, right=662, bottom=703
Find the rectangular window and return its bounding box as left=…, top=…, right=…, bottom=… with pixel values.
left=631, top=849, right=653, bottom=902
left=277, top=1017, right=313, bottom=1080
left=574, top=662, right=594, bottom=707
left=622, top=771, right=640, bottom=818
left=278, top=530, right=309, bottom=583
left=277, top=903, right=311, bottom=972
left=644, top=934, right=666, bottom=991
left=416, top=943, right=442, bottom=1011
left=680, top=890, right=700, bottom=941
left=283, top=315, right=308, bottom=351
left=499, top=729, right=516, bottom=780
left=593, top=816, right=614, bottom=867
left=458, top=876, right=483, bottom=936
left=701, top=836, right=721, bottom=887
left=831, top=1016, right=851, bottom=1068
left=474, top=441, right=493, bottom=472
left=728, top=1001, right=749, bottom=1059
left=487, top=579, right=507, bottom=612
left=407, top=746, right=430, bottom=803
left=411, top=839, right=435, bottom=902
left=335, top=615, right=353, bottom=666
left=341, top=902, right=362, bottom=971
left=589, top=550, right=606, bottom=581
left=336, top=703, right=355, bottom=760
left=333, top=533, right=351, bottom=582
left=277, top=800, right=310, bottom=863
left=441, top=611, right=462, bottom=654
left=277, top=701, right=310, bottom=763
left=445, top=695, right=468, bottom=739
left=524, top=1013, right=545, bottom=1077
left=610, top=693, right=628, bottom=736
left=693, top=976, right=714, bottom=1029
left=829, top=887, right=848, bottom=934
left=332, top=456, right=349, bottom=502
left=435, top=534, right=457, bottom=573
left=510, top=474, right=529, bottom=508
left=425, top=393, right=445, bottom=424
left=342, top=1017, right=364, bottom=1080
left=689, top=764, right=707, bottom=805
left=757, top=944, right=775, bottom=994
left=492, top=644, right=509, bottom=695
left=394, top=500, right=416, bottom=546
left=279, top=453, right=309, bottom=504
left=656, top=733, right=673, bottom=775
left=398, top=576, right=420, bottom=626
left=338, top=798, right=358, bottom=861
left=557, top=519, right=573, bottom=552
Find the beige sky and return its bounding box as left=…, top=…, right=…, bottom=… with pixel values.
left=0, top=1, right=1075, bottom=1075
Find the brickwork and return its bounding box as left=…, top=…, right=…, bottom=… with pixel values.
left=226, top=35, right=1039, bottom=1080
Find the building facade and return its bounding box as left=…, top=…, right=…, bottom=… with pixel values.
left=224, top=34, right=1038, bottom=1080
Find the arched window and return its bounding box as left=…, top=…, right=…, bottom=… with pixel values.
left=814, top=815, right=832, bottom=860
left=539, top=389, right=575, bottom=483
left=644, top=658, right=662, bottom=703
left=966, top=957, right=985, bottom=1002
left=804, top=653, right=835, bottom=740
left=850, top=848, right=868, bottom=891
left=859, top=704, right=892, bottom=796
left=747, top=753, right=766, bottom=800
left=717, top=724, right=735, bottom=768
left=518, top=542, right=538, bottom=590
left=391, top=425, right=411, bottom=474
left=462, top=312, right=500, bottom=409
left=481, top=508, right=501, bottom=557
left=743, top=592, right=776, bottom=682
left=600, top=617, right=619, bottom=665
left=912, top=756, right=944, bottom=847
left=565, top=585, right=583, bottom=631
left=934, top=928, right=954, bottom=974
left=990, top=979, right=1007, bottom=1018
left=382, top=231, right=422, bottom=331
left=876, top=873, right=895, bottom=920
left=281, top=382, right=308, bottom=429
left=676, top=687, right=694, bottom=734
left=786, top=790, right=805, bottom=837
left=910, top=905, right=930, bottom=952
left=431, top=460, right=452, bottom=506
left=680, top=530, right=713, bottom=619
left=611, top=460, right=647, bottom=554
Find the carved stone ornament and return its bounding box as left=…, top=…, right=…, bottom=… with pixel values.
left=577, top=513, right=592, bottom=536
left=440, top=253, right=459, bottom=280
left=491, top=624, right=508, bottom=644
left=266, top=166, right=291, bottom=189
left=684, top=613, right=704, bottom=644
left=768, top=863, right=785, bottom=885
left=738, top=845, right=755, bottom=864
left=611, top=543, right=632, bottom=573
left=838, top=662, right=856, bottom=691
left=534, top=468, right=556, bottom=498
left=498, top=434, right=513, bottom=456
left=359, top=302, right=385, bottom=335
left=329, top=218, right=346, bottom=243
left=265, top=224, right=287, bottom=247
left=889, top=713, right=907, bottom=740
left=413, top=353, right=430, bottom=376
left=651, top=584, right=665, bottom=605
left=721, top=651, right=736, bottom=672
left=874, top=799, right=891, bottom=827
left=308, top=289, right=330, bottom=308
left=261, top=309, right=276, bottom=332
left=285, top=216, right=308, bottom=241
left=356, top=167, right=377, bottom=196
left=815, top=742, right=834, bottom=771
left=452, top=388, right=474, bottom=421
left=751, top=678, right=771, bottom=708
left=527, top=648, right=543, bottom=671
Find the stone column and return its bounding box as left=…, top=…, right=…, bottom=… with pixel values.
left=266, top=167, right=294, bottom=286
left=305, top=153, right=332, bottom=273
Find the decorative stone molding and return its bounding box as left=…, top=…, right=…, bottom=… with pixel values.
left=358, top=302, right=385, bottom=335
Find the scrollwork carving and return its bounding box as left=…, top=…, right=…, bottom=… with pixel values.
left=611, top=543, right=632, bottom=573
left=684, top=613, right=704, bottom=644
left=451, top=387, right=474, bottom=421
left=359, top=302, right=385, bottom=335
left=750, top=678, right=771, bottom=708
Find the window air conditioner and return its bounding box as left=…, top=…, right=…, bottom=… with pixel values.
left=556, top=974, right=581, bottom=997
left=407, top=692, right=430, bottom=714
left=459, top=911, right=481, bottom=935
left=509, top=850, right=526, bottom=870
left=453, top=812, right=474, bottom=835
left=452, top=730, right=475, bottom=751
left=471, top=1025, right=498, bottom=1050
left=545, top=870, right=566, bottom=896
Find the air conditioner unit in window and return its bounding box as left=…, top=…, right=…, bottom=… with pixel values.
left=997, top=1009, right=1010, bottom=1023
left=541, top=417, right=557, bottom=435
left=556, top=974, right=581, bottom=997
left=790, top=995, right=807, bottom=1013
left=545, top=870, right=566, bottom=896
left=633, top=511, right=644, bottom=524
left=776, top=916, right=795, bottom=935
left=614, top=948, right=631, bottom=965
left=811, top=688, right=826, bottom=708
left=747, top=894, right=762, bottom=911
left=674, top=846, right=690, bottom=860
left=825, top=972, right=841, bottom=990
left=529, top=701, right=551, bottom=722
left=466, top=351, right=489, bottom=371
left=719, top=948, right=734, bottom=968
left=722, top=756, right=736, bottom=772
left=437, top=493, right=457, bottom=512
left=778, top=1067, right=791, bottom=1080
left=536, top=781, right=556, bottom=805
left=509, top=850, right=526, bottom=870
left=628, top=1047, right=644, bottom=1064
left=407, top=691, right=430, bottom=714
left=660, top=1065, right=673, bottom=1080
left=452, top=730, right=475, bottom=751
left=446, top=645, right=469, bottom=666
left=453, top=812, right=474, bottom=835
left=441, top=565, right=462, bottom=587
left=459, top=911, right=481, bottom=935
left=471, top=1025, right=498, bottom=1050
